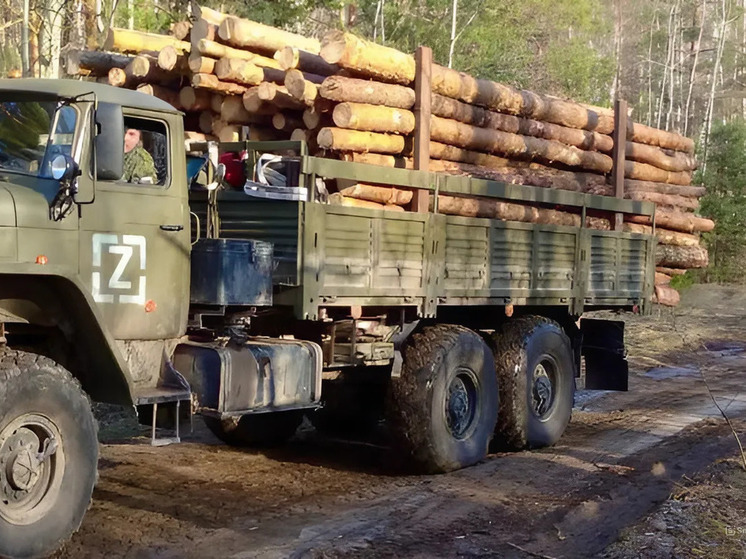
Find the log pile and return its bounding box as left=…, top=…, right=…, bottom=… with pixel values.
left=65, top=3, right=712, bottom=306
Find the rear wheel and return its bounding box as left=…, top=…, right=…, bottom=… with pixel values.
left=0, top=350, right=98, bottom=559
left=204, top=410, right=303, bottom=446
left=387, top=325, right=498, bottom=473
left=491, top=317, right=575, bottom=450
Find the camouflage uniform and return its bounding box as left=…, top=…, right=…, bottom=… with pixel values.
left=122, top=146, right=156, bottom=183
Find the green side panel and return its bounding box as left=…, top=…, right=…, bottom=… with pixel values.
left=444, top=221, right=488, bottom=292
left=375, top=218, right=426, bottom=291
left=586, top=231, right=650, bottom=301
left=322, top=213, right=372, bottom=289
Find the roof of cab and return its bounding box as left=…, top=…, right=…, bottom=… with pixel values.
left=0, top=78, right=178, bottom=113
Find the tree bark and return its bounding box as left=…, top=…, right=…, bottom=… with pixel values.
left=625, top=141, right=696, bottom=172
left=170, top=20, right=191, bottom=41
left=624, top=160, right=692, bottom=186
left=317, top=127, right=406, bottom=154
left=627, top=121, right=694, bottom=153
left=220, top=95, right=272, bottom=125
left=66, top=49, right=133, bottom=77
left=320, top=31, right=414, bottom=85
left=430, top=115, right=613, bottom=173
left=656, top=244, right=708, bottom=268
left=136, top=83, right=181, bottom=109
left=339, top=183, right=414, bottom=205
left=431, top=93, right=614, bottom=152
left=218, top=16, right=320, bottom=55
left=329, top=192, right=405, bottom=211
left=285, top=70, right=318, bottom=106
left=104, top=28, right=190, bottom=54
left=625, top=190, right=699, bottom=211
left=179, top=86, right=212, bottom=111
left=656, top=266, right=687, bottom=276
left=627, top=210, right=715, bottom=233
left=655, top=271, right=672, bottom=285
left=319, top=75, right=415, bottom=109
left=190, top=3, right=228, bottom=26
left=622, top=223, right=701, bottom=246
left=275, top=46, right=341, bottom=75
left=333, top=102, right=415, bottom=134
left=192, top=73, right=247, bottom=95
left=624, top=179, right=706, bottom=198
left=188, top=55, right=216, bottom=74
left=157, top=46, right=189, bottom=73
left=197, top=39, right=280, bottom=69
left=243, top=87, right=279, bottom=114
left=215, top=58, right=264, bottom=86
left=653, top=285, right=680, bottom=307
left=257, top=82, right=306, bottom=110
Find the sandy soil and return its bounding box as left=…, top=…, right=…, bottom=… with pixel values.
left=52, top=284, right=746, bottom=559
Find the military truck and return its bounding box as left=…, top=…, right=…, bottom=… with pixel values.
left=0, top=79, right=655, bottom=558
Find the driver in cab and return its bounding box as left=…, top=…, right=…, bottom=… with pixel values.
left=122, top=127, right=156, bottom=183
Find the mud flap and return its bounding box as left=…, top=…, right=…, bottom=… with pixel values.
left=580, top=318, right=628, bottom=391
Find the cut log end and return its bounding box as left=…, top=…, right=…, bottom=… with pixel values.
left=319, top=31, right=346, bottom=65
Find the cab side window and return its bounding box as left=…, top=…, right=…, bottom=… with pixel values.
left=121, top=116, right=169, bottom=186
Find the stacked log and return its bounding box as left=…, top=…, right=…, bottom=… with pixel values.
left=66, top=6, right=712, bottom=306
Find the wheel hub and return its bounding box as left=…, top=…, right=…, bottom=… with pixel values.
left=532, top=362, right=554, bottom=418
left=446, top=371, right=478, bottom=440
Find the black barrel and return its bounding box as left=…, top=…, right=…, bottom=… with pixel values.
left=190, top=238, right=273, bottom=306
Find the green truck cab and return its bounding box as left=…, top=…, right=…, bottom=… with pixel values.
left=0, top=79, right=655, bottom=559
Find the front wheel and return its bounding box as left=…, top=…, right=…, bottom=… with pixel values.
left=0, top=350, right=98, bottom=559
left=387, top=325, right=499, bottom=473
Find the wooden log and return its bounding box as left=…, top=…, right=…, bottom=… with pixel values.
left=275, top=46, right=341, bottom=76
left=319, top=75, right=415, bottom=109
left=179, top=86, right=212, bottom=111
left=215, top=58, right=264, bottom=86
left=65, top=49, right=133, bottom=76
left=333, top=102, right=415, bottom=135
left=211, top=121, right=242, bottom=142
left=247, top=126, right=284, bottom=141
left=218, top=16, right=320, bottom=55
left=107, top=67, right=132, bottom=88
left=190, top=19, right=217, bottom=43
left=188, top=55, right=216, bottom=74
left=170, top=20, right=192, bottom=41
left=627, top=210, right=714, bottom=234
left=290, top=128, right=319, bottom=152
left=157, top=46, right=189, bottom=73
left=317, top=127, right=405, bottom=154
left=430, top=115, right=613, bottom=173
left=622, top=224, right=701, bottom=247
left=136, top=83, right=181, bottom=109
left=656, top=245, right=709, bottom=269
left=653, top=285, right=680, bottom=307
left=657, top=267, right=687, bottom=276
left=285, top=70, right=318, bottom=106
left=624, top=179, right=706, bottom=198
left=431, top=93, right=614, bottom=153
left=128, top=54, right=177, bottom=85
left=190, top=3, right=228, bottom=26
left=321, top=31, right=414, bottom=85
left=220, top=97, right=271, bottom=125
left=192, top=73, right=247, bottom=95
left=210, top=94, right=224, bottom=113
left=242, top=87, right=278, bottom=114
left=624, top=160, right=692, bottom=186
left=625, top=191, right=699, bottom=212
left=257, top=82, right=306, bottom=110
left=104, top=28, right=190, bottom=54
left=272, top=112, right=304, bottom=131
left=654, top=272, right=672, bottom=285
left=626, top=141, right=697, bottom=172
left=197, top=39, right=280, bottom=69
left=185, top=131, right=217, bottom=142
left=338, top=183, right=413, bottom=205
left=628, top=121, right=694, bottom=154
left=329, top=192, right=405, bottom=212
left=199, top=112, right=215, bottom=133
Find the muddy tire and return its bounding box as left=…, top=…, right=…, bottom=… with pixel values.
left=387, top=325, right=498, bottom=473
left=0, top=350, right=98, bottom=559
left=204, top=410, right=302, bottom=447
left=491, top=317, right=575, bottom=450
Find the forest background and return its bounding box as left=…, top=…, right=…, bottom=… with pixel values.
left=0, top=0, right=744, bottom=283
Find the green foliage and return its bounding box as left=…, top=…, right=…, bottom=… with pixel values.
left=670, top=271, right=696, bottom=291
left=698, top=119, right=746, bottom=284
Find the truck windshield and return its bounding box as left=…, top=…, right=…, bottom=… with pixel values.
left=0, top=100, right=77, bottom=178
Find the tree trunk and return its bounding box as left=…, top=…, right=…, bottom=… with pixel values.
left=430, top=115, right=613, bottom=173
left=624, top=178, right=706, bottom=198
left=653, top=285, right=680, bottom=307
left=320, top=31, right=414, bottom=84
left=656, top=244, right=709, bottom=268
left=180, top=86, right=217, bottom=111
left=317, top=127, right=406, bottom=153
left=329, top=192, right=406, bottom=211
left=170, top=20, right=191, bottom=41
left=285, top=70, right=319, bottom=106
left=197, top=39, right=280, bottom=69
left=627, top=120, right=695, bottom=153
left=136, top=83, right=181, bottom=109
left=188, top=55, right=216, bottom=74
left=257, top=82, right=306, bottom=110
left=243, top=87, right=279, bottom=114
left=104, top=28, right=190, bottom=54
left=275, top=46, right=341, bottom=75
left=339, top=183, right=414, bottom=205
left=157, top=46, right=189, bottom=73
left=190, top=19, right=217, bottom=43
left=192, top=73, right=248, bottom=95
left=218, top=16, right=320, bottom=55
left=215, top=58, right=264, bottom=86
left=272, top=112, right=304, bottom=131
left=66, top=49, right=133, bottom=76
left=656, top=266, right=687, bottom=276
left=624, top=190, right=699, bottom=211
left=333, top=102, right=415, bottom=134
left=624, top=160, right=692, bottom=185
left=220, top=95, right=272, bottom=125
left=622, top=223, right=701, bottom=246
left=431, top=93, right=614, bottom=152
left=627, top=210, right=715, bottom=233
left=319, top=75, right=415, bottom=109
left=655, top=272, right=672, bottom=285
left=625, top=141, right=697, bottom=172
left=302, top=103, right=333, bottom=128
left=190, top=3, right=228, bottom=26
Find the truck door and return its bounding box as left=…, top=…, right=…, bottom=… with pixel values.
left=78, top=111, right=190, bottom=341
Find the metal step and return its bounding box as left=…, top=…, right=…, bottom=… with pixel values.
left=133, top=387, right=192, bottom=447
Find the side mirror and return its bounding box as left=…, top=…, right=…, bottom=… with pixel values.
left=51, top=154, right=78, bottom=182
left=94, top=102, right=124, bottom=180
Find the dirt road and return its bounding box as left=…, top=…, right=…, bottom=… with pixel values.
left=54, top=285, right=746, bottom=559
